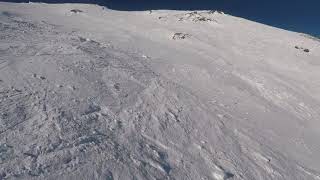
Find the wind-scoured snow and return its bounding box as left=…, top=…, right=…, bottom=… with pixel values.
left=0, top=2, right=320, bottom=180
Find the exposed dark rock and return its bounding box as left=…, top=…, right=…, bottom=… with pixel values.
left=172, top=33, right=191, bottom=40
left=70, top=9, right=83, bottom=13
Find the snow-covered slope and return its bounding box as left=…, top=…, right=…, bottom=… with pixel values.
left=0, top=2, right=320, bottom=180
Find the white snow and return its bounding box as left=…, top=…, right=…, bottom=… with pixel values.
left=0, top=2, right=320, bottom=179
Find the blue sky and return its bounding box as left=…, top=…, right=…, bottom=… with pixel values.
left=222, top=0, right=320, bottom=37
left=3, top=0, right=320, bottom=36
left=104, top=0, right=320, bottom=37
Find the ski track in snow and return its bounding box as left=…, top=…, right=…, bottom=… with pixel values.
left=0, top=3, right=320, bottom=180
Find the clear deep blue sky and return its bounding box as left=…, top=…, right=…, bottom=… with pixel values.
left=2, top=0, right=320, bottom=36
left=222, top=1, right=320, bottom=37
left=104, top=0, right=320, bottom=37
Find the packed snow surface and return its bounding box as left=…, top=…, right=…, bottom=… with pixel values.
left=0, top=2, right=320, bottom=180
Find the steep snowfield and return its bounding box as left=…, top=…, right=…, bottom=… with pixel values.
left=0, top=2, right=320, bottom=180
